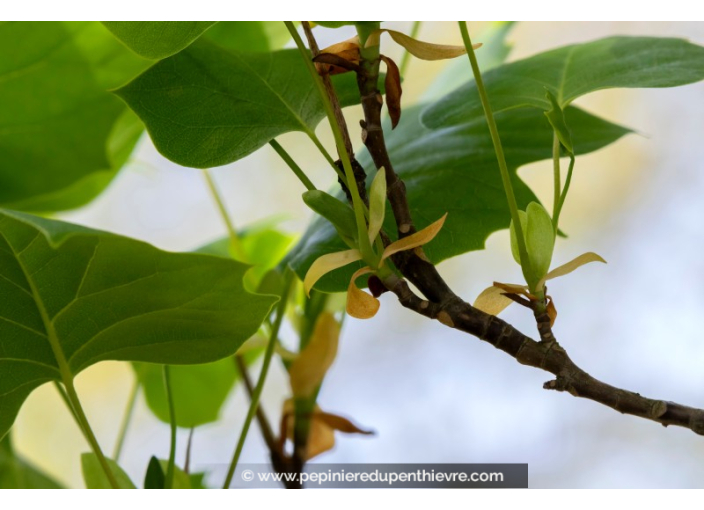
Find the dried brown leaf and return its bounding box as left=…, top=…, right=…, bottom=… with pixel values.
left=380, top=55, right=402, bottom=128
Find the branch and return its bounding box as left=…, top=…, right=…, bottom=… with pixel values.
left=385, top=275, right=704, bottom=435
left=350, top=26, right=704, bottom=437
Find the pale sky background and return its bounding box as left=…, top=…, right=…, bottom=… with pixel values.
left=12, top=21, right=704, bottom=489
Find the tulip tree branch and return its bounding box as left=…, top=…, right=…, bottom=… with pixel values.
left=309, top=23, right=704, bottom=437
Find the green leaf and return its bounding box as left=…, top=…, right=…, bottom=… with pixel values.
left=544, top=90, right=574, bottom=154
left=196, top=224, right=296, bottom=291
left=159, top=459, right=191, bottom=489
left=422, top=21, right=516, bottom=100
left=189, top=472, right=207, bottom=489
left=509, top=210, right=528, bottom=266
left=303, top=191, right=358, bottom=247
left=101, top=22, right=217, bottom=60
left=134, top=359, right=238, bottom=429
left=81, top=453, right=136, bottom=489
left=132, top=226, right=292, bottom=429
left=0, top=435, right=64, bottom=488
left=286, top=105, right=630, bottom=292
left=0, top=209, right=277, bottom=440
left=368, top=169, right=387, bottom=244
left=0, top=22, right=151, bottom=212
left=422, top=36, right=704, bottom=129
left=525, top=202, right=555, bottom=281
left=204, top=21, right=291, bottom=53
left=143, top=456, right=165, bottom=489
left=116, top=42, right=370, bottom=169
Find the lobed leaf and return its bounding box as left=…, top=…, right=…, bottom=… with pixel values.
left=0, top=22, right=150, bottom=212
left=0, top=210, right=277, bottom=440
left=102, top=22, right=217, bottom=60
left=422, top=36, right=704, bottom=129
left=116, top=42, right=373, bottom=169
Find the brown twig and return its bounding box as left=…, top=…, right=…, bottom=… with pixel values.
left=301, top=21, right=368, bottom=205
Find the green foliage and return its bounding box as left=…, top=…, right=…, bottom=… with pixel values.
left=0, top=209, right=276, bottom=439
left=286, top=105, right=630, bottom=292
left=422, top=36, right=704, bottom=128
left=3, top=21, right=704, bottom=488
left=1, top=435, right=64, bottom=488
left=510, top=203, right=555, bottom=288
left=0, top=21, right=149, bottom=212
left=143, top=456, right=165, bottom=489
left=102, top=22, right=218, bottom=59
left=81, top=453, right=136, bottom=489
left=116, top=44, right=370, bottom=168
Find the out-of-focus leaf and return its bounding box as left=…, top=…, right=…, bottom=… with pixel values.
left=423, top=21, right=516, bottom=100
left=0, top=210, right=277, bottom=440
left=286, top=105, right=629, bottom=292
left=0, top=435, right=64, bottom=488
left=281, top=400, right=372, bottom=461
left=101, top=22, right=217, bottom=59
left=0, top=22, right=150, bottom=212
left=204, top=21, right=291, bottom=53
left=116, top=42, right=371, bottom=169
left=133, top=360, right=235, bottom=429
left=423, top=36, right=704, bottom=129
left=81, top=453, right=136, bottom=489
left=289, top=313, right=340, bottom=398
left=143, top=456, right=165, bottom=489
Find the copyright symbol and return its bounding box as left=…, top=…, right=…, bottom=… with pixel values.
left=241, top=469, right=254, bottom=482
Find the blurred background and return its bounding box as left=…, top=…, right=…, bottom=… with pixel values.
left=12, top=21, right=704, bottom=489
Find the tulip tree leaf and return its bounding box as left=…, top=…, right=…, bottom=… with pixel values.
left=0, top=210, right=277, bottom=440
left=101, top=22, right=218, bottom=60
left=134, top=226, right=293, bottom=428
left=422, top=36, right=704, bottom=129
left=116, top=42, right=372, bottom=169
left=0, top=21, right=151, bottom=212
left=0, top=435, right=64, bottom=488
left=81, top=453, right=136, bottom=489
left=204, top=21, right=292, bottom=53
left=286, top=105, right=631, bottom=292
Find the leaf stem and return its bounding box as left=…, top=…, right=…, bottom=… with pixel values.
left=285, top=21, right=374, bottom=264
left=554, top=153, right=576, bottom=230
left=202, top=170, right=248, bottom=263
left=112, top=378, right=139, bottom=462
left=163, top=365, right=177, bottom=490
left=399, top=21, right=422, bottom=76
left=307, top=130, right=347, bottom=182
left=64, top=379, right=120, bottom=489
left=222, top=271, right=293, bottom=489
left=552, top=132, right=561, bottom=224
left=458, top=21, right=532, bottom=284
left=269, top=139, right=316, bottom=191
